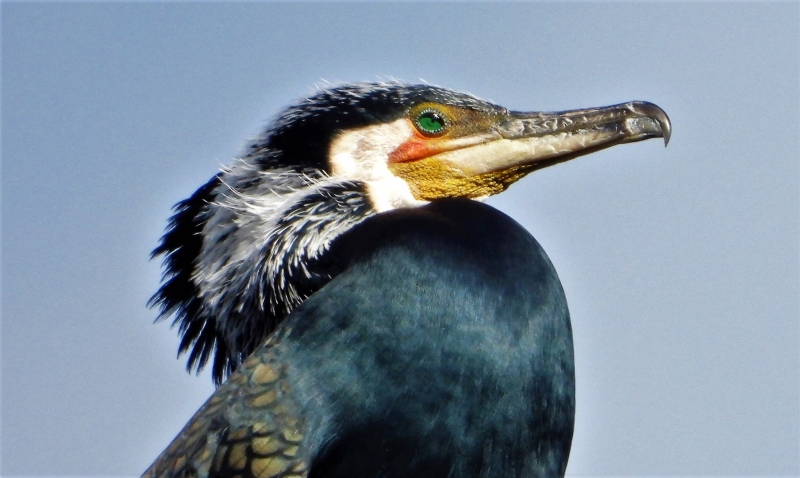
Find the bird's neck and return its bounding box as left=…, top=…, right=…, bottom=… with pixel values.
left=194, top=165, right=375, bottom=370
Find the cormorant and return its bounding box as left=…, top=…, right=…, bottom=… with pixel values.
left=145, top=83, right=670, bottom=478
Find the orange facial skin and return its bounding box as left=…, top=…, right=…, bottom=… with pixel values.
left=388, top=134, right=451, bottom=163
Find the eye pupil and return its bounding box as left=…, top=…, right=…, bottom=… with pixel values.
left=417, top=110, right=446, bottom=134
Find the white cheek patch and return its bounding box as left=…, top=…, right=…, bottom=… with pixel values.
left=329, top=118, right=427, bottom=212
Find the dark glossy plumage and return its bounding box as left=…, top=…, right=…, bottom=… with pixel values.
left=144, top=199, right=574, bottom=478
left=299, top=199, right=574, bottom=478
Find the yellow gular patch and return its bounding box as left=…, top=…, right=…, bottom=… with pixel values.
left=388, top=158, right=532, bottom=200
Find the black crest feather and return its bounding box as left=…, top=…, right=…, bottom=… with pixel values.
left=148, top=175, right=232, bottom=380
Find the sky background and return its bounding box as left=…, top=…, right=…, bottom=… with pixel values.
left=2, top=2, right=798, bottom=476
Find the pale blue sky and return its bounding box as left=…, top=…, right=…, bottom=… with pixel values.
left=2, top=2, right=798, bottom=476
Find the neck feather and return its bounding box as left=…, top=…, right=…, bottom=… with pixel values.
left=152, top=159, right=375, bottom=383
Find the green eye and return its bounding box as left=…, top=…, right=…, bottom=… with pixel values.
left=415, top=109, right=448, bottom=135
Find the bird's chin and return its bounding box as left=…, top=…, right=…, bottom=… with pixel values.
left=388, top=156, right=533, bottom=201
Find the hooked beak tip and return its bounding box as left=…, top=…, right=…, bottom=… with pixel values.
left=628, top=101, right=671, bottom=147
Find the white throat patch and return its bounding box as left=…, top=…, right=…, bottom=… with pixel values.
left=328, top=118, right=427, bottom=212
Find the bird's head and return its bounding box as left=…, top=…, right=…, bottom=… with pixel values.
left=151, top=82, right=670, bottom=384
left=261, top=83, right=670, bottom=208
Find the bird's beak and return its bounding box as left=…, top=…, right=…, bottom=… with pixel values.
left=389, top=101, right=671, bottom=200
left=439, top=101, right=669, bottom=176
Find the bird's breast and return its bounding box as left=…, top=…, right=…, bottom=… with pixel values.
left=278, top=199, right=575, bottom=478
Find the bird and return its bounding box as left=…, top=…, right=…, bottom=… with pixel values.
left=144, top=82, right=670, bottom=478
